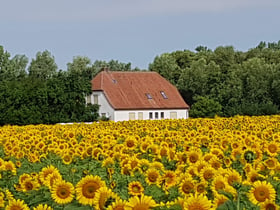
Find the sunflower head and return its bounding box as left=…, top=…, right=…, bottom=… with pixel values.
left=51, top=180, right=75, bottom=205
left=248, top=181, right=276, bottom=205
left=128, top=181, right=144, bottom=196
left=76, top=175, right=106, bottom=205
left=183, top=193, right=212, bottom=210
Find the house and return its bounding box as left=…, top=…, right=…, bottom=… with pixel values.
left=86, top=70, right=189, bottom=121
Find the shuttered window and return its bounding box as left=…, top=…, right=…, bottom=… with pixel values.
left=170, top=112, right=177, bottom=119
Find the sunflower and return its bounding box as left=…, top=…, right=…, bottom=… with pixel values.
left=212, top=194, right=228, bottom=209
left=225, top=169, right=242, bottom=187
left=124, top=136, right=138, bottom=150
left=39, top=165, right=60, bottom=185
left=124, top=194, right=157, bottom=210
left=44, top=171, right=63, bottom=188
left=0, top=192, right=4, bottom=208
left=128, top=181, right=144, bottom=196
left=51, top=179, right=75, bottom=205
left=193, top=160, right=208, bottom=174
left=19, top=173, right=32, bottom=185
left=260, top=200, right=279, bottom=210
left=246, top=169, right=265, bottom=184
left=150, top=162, right=164, bottom=172
left=145, top=168, right=161, bottom=186
left=33, top=204, right=53, bottom=210
left=195, top=180, right=208, bottom=195
left=6, top=199, right=30, bottom=210
left=161, top=170, right=177, bottom=189
left=5, top=189, right=14, bottom=202
left=186, top=150, right=202, bottom=164
left=264, top=157, right=278, bottom=170
left=62, top=153, right=73, bottom=165
left=179, top=177, right=195, bottom=196
left=199, top=166, right=216, bottom=182
left=183, top=193, right=212, bottom=210
left=211, top=175, right=227, bottom=192
left=76, top=175, right=106, bottom=205
left=265, top=141, right=280, bottom=157
left=209, top=157, right=222, bottom=170
left=107, top=198, right=127, bottom=210
left=248, top=181, right=276, bottom=205
left=139, top=159, right=150, bottom=173
left=3, top=160, right=17, bottom=175
left=93, top=187, right=118, bottom=210
left=20, top=177, right=41, bottom=192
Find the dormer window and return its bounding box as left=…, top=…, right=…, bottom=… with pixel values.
left=160, top=91, right=168, bottom=99
left=146, top=93, right=152, bottom=99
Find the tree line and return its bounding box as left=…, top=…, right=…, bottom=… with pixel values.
left=1, top=41, right=280, bottom=125
left=0, top=46, right=136, bottom=125
left=149, top=41, right=280, bottom=117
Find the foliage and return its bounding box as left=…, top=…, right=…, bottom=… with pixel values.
left=189, top=96, right=222, bottom=118
left=149, top=41, right=280, bottom=117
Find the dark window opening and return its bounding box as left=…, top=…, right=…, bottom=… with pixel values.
left=155, top=112, right=159, bottom=119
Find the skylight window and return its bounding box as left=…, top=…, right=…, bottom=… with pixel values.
left=160, top=91, right=168, bottom=99
left=146, top=93, right=152, bottom=99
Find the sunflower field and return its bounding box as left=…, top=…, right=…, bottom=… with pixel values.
left=0, top=115, right=280, bottom=209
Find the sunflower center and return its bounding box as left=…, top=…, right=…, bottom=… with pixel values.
left=58, top=187, right=70, bottom=199
left=215, top=181, right=225, bottom=190
left=25, top=182, right=33, bottom=191
left=148, top=173, right=158, bottom=182
left=182, top=182, right=194, bottom=194
left=254, top=187, right=269, bottom=202
left=268, top=144, right=277, bottom=153
left=188, top=203, right=207, bottom=210
left=203, top=170, right=214, bottom=180
left=126, top=140, right=135, bottom=147
left=83, top=182, right=100, bottom=198
left=189, top=154, right=199, bottom=163
left=133, top=204, right=150, bottom=210
left=265, top=203, right=276, bottom=210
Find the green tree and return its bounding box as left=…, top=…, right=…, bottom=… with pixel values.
left=149, top=53, right=181, bottom=85
left=189, top=96, right=222, bottom=118
left=28, top=50, right=58, bottom=79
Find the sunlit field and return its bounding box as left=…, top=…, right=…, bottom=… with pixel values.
left=1, top=115, right=280, bottom=209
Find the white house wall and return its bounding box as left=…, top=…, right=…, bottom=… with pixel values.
left=91, top=91, right=115, bottom=120
left=89, top=92, right=189, bottom=122
left=114, top=109, right=189, bottom=122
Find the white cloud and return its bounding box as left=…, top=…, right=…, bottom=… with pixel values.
left=1, top=0, right=280, bottom=22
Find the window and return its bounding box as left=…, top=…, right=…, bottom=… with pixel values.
left=160, top=91, right=168, bottom=99
left=161, top=112, right=164, bottom=119
left=93, top=95, right=98, bottom=104
left=155, top=112, right=159, bottom=119
left=170, top=112, right=177, bottom=119
left=129, top=112, right=136, bottom=120
left=138, top=112, right=143, bottom=120
left=101, top=113, right=106, bottom=117
left=149, top=112, right=153, bottom=119
left=146, top=93, right=152, bottom=99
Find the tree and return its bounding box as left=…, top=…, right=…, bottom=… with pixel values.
left=0, top=46, right=13, bottom=81
left=28, top=50, right=58, bottom=80
left=189, top=96, right=222, bottom=118
left=10, top=54, right=28, bottom=79
left=149, top=53, right=181, bottom=85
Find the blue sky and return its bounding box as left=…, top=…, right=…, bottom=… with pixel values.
left=1, top=0, right=280, bottom=70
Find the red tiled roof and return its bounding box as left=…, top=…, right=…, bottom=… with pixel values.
left=91, top=70, right=189, bottom=110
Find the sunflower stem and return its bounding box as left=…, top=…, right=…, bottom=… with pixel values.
left=237, top=192, right=240, bottom=210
